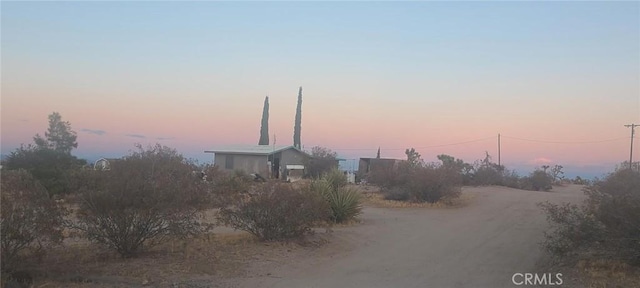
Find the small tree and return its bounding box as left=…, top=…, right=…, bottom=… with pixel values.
left=34, top=112, right=78, bottom=154
left=305, top=146, right=338, bottom=178
left=258, top=96, right=269, bottom=145
left=72, top=144, right=211, bottom=257
left=1, top=170, right=67, bottom=271
left=405, top=148, right=423, bottom=167
left=549, top=165, right=564, bottom=183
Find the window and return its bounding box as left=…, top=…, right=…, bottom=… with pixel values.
left=225, top=155, right=234, bottom=169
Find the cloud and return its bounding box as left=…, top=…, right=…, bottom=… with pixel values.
left=81, top=128, right=107, bottom=136
left=18, top=119, right=29, bottom=123
left=530, top=157, right=553, bottom=165
left=156, top=137, right=175, bottom=141
left=125, top=134, right=146, bottom=139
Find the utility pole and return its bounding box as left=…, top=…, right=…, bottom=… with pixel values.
left=498, top=133, right=501, bottom=166
left=624, top=124, right=638, bottom=170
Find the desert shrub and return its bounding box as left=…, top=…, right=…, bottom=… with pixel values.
left=538, top=202, right=605, bottom=255
left=379, top=164, right=461, bottom=204
left=311, top=179, right=362, bottom=223
left=472, top=165, right=504, bottom=186
left=324, top=168, right=348, bottom=189
left=437, top=154, right=475, bottom=185
left=71, top=144, right=211, bottom=257
left=219, top=182, right=329, bottom=241
left=202, top=165, right=253, bottom=208
left=501, top=169, right=522, bottom=189
left=522, top=170, right=553, bottom=191
left=572, top=176, right=590, bottom=185
left=406, top=164, right=462, bottom=203
left=368, top=161, right=410, bottom=188
left=304, top=146, right=339, bottom=178
left=3, top=145, right=86, bottom=197
left=1, top=170, right=67, bottom=271
left=382, top=186, right=412, bottom=201
left=540, top=168, right=640, bottom=265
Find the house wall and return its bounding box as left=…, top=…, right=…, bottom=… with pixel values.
left=214, top=154, right=269, bottom=176
left=358, top=158, right=402, bottom=176
left=279, top=149, right=309, bottom=167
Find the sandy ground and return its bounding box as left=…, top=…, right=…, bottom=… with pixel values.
left=229, top=185, right=586, bottom=288
left=23, top=185, right=590, bottom=288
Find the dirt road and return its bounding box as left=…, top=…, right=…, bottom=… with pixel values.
left=234, top=185, right=585, bottom=288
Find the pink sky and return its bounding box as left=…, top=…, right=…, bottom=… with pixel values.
left=2, top=1, right=639, bottom=178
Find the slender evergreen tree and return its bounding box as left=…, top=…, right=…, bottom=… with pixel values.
left=376, top=147, right=381, bottom=159
left=258, top=96, right=269, bottom=145
left=293, top=87, right=303, bottom=149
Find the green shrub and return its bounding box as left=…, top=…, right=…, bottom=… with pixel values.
left=538, top=202, right=605, bottom=255
left=71, top=144, right=211, bottom=258
left=540, top=168, right=640, bottom=265
left=311, top=180, right=361, bottom=223
left=1, top=170, right=67, bottom=271
left=219, top=182, right=329, bottom=241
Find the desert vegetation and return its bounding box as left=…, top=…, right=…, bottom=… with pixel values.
left=539, top=167, right=640, bottom=265
left=69, top=144, right=213, bottom=258
left=219, top=181, right=330, bottom=241
left=311, top=169, right=362, bottom=223
left=1, top=170, right=67, bottom=274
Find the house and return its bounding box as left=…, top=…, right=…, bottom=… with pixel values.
left=204, top=145, right=311, bottom=181
left=358, top=157, right=404, bottom=182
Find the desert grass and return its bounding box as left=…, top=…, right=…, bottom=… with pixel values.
left=355, top=184, right=475, bottom=209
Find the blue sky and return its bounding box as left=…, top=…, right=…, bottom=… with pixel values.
left=2, top=1, right=639, bottom=179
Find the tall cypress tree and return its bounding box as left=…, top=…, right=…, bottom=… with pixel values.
left=293, top=87, right=302, bottom=149
left=258, top=96, right=269, bottom=145
left=376, top=147, right=381, bottom=159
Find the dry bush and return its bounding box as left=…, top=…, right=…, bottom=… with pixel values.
left=219, top=182, right=330, bottom=241
left=1, top=170, right=67, bottom=272
left=405, top=164, right=462, bottom=203
left=540, top=168, right=640, bottom=265
left=71, top=144, right=212, bottom=258
left=521, top=170, right=553, bottom=191
left=202, top=165, right=254, bottom=208
left=375, top=163, right=462, bottom=204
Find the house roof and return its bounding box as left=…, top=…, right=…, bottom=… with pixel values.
left=204, top=145, right=309, bottom=156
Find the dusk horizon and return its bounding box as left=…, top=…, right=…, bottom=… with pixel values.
left=2, top=1, right=638, bottom=180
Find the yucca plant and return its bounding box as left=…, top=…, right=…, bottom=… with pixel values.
left=324, top=168, right=348, bottom=190
left=311, top=179, right=362, bottom=223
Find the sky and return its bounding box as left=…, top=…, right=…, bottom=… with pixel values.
left=2, top=1, right=639, bottom=179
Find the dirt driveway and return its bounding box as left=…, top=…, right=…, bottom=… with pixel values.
left=233, top=185, right=585, bottom=288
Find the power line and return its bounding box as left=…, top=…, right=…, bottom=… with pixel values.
left=500, top=135, right=628, bottom=144
left=312, top=136, right=495, bottom=151
left=307, top=134, right=629, bottom=155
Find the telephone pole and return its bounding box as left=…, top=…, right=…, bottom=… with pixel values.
left=624, top=124, right=638, bottom=170
left=498, top=133, right=501, bottom=166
